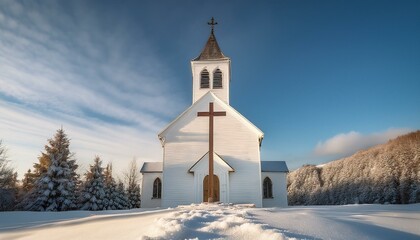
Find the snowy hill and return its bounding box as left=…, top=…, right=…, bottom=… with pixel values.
left=0, top=203, right=419, bottom=240
left=288, top=131, right=420, bottom=205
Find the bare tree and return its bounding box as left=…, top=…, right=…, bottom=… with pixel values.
left=0, top=140, right=18, bottom=210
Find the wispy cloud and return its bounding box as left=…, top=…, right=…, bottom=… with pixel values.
left=314, top=128, right=413, bottom=158
left=0, top=1, right=184, bottom=178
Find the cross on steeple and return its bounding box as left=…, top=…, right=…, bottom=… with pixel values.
left=208, top=17, right=218, bottom=33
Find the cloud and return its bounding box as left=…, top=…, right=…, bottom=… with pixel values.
left=0, top=101, right=162, bottom=180
left=0, top=1, right=186, bottom=179
left=314, top=128, right=413, bottom=157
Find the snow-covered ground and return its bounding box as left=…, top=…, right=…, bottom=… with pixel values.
left=0, top=204, right=419, bottom=240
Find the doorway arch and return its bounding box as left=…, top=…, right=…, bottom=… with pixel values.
left=203, top=175, right=220, bottom=202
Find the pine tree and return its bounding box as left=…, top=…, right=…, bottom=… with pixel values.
left=17, top=169, right=37, bottom=206
left=23, top=128, right=79, bottom=211
left=116, top=181, right=129, bottom=209
left=18, top=150, right=54, bottom=209
left=79, top=156, right=106, bottom=211
left=288, top=131, right=420, bottom=205
left=103, top=163, right=120, bottom=210
left=127, top=184, right=141, bottom=208
left=125, top=159, right=141, bottom=208
left=0, top=140, right=18, bottom=211
left=21, top=169, right=36, bottom=193
left=34, top=153, right=51, bottom=177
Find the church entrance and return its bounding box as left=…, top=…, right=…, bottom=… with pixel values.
left=203, top=175, right=220, bottom=202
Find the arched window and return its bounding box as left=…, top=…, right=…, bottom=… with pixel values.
left=153, top=178, right=162, bottom=199
left=213, top=68, right=222, bottom=89
left=200, top=69, right=209, bottom=88
left=263, top=177, right=273, bottom=198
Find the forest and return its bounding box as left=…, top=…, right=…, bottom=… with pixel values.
left=288, top=131, right=420, bottom=205
left=0, top=128, right=141, bottom=211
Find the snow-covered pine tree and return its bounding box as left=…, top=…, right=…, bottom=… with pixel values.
left=34, top=153, right=51, bottom=177
left=0, top=140, right=18, bottom=211
left=125, top=159, right=141, bottom=208
left=288, top=131, right=420, bottom=205
left=23, top=128, right=79, bottom=211
left=116, top=181, right=129, bottom=209
left=18, top=150, right=54, bottom=209
left=127, top=184, right=141, bottom=208
left=79, top=156, right=106, bottom=211
left=103, top=163, right=121, bottom=210
left=16, top=168, right=37, bottom=208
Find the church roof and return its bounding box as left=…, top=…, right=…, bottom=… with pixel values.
left=193, top=30, right=229, bottom=61
left=188, top=152, right=235, bottom=173
left=158, top=91, right=264, bottom=145
left=261, top=161, right=289, bottom=172
left=140, top=162, right=162, bottom=173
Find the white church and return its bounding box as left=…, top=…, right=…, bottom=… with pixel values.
left=140, top=19, right=288, bottom=208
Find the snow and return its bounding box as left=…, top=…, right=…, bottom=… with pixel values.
left=141, top=204, right=285, bottom=240
left=0, top=204, right=419, bottom=240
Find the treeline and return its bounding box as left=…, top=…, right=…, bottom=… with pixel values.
left=0, top=128, right=141, bottom=211
left=288, top=131, right=420, bottom=205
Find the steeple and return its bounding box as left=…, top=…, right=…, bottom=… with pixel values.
left=191, top=17, right=231, bottom=104
left=193, top=17, right=228, bottom=61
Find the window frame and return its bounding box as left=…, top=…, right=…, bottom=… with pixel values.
left=152, top=177, right=162, bottom=199
left=200, top=69, right=210, bottom=89
left=263, top=177, right=273, bottom=199
left=213, top=68, right=223, bottom=89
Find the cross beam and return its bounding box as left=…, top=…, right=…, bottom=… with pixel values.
left=197, top=102, right=226, bottom=203
left=207, top=17, right=218, bottom=33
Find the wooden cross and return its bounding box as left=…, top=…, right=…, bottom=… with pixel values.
left=207, top=17, right=218, bottom=33
left=197, top=102, right=226, bottom=203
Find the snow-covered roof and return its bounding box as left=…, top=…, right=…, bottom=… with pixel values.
left=140, top=162, right=163, bottom=173
left=261, top=161, right=289, bottom=172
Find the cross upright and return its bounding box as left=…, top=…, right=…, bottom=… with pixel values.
left=197, top=102, right=226, bottom=203
left=208, top=17, right=218, bottom=33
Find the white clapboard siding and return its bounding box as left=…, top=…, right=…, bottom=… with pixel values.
left=191, top=59, right=231, bottom=104
left=140, top=172, right=162, bottom=208
left=262, top=172, right=288, bottom=207
left=160, top=92, right=263, bottom=208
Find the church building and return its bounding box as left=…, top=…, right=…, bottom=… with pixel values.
left=140, top=18, right=288, bottom=208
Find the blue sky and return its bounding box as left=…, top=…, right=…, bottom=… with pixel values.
left=1, top=0, right=419, bottom=179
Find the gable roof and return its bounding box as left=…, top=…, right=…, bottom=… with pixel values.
left=261, top=161, right=289, bottom=172
left=193, top=30, right=229, bottom=61
left=158, top=91, right=264, bottom=145
left=140, top=162, right=163, bottom=173
left=189, top=152, right=235, bottom=173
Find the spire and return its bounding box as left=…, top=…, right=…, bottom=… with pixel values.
left=193, top=17, right=228, bottom=61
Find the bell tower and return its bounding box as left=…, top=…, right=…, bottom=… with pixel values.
left=191, top=17, right=231, bottom=105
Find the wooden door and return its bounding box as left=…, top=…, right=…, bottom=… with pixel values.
left=203, top=175, right=220, bottom=202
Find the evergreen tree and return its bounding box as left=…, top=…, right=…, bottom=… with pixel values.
left=79, top=156, right=106, bottom=211
left=23, top=128, right=79, bottom=211
left=34, top=153, right=51, bottom=177
left=103, top=163, right=119, bottom=210
left=18, top=150, right=53, bottom=208
left=116, top=181, right=129, bottom=209
left=125, top=159, right=141, bottom=208
left=0, top=140, right=18, bottom=211
left=21, top=169, right=36, bottom=193
left=287, top=131, right=420, bottom=205
left=127, top=184, right=141, bottom=208
left=17, top=169, right=37, bottom=207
